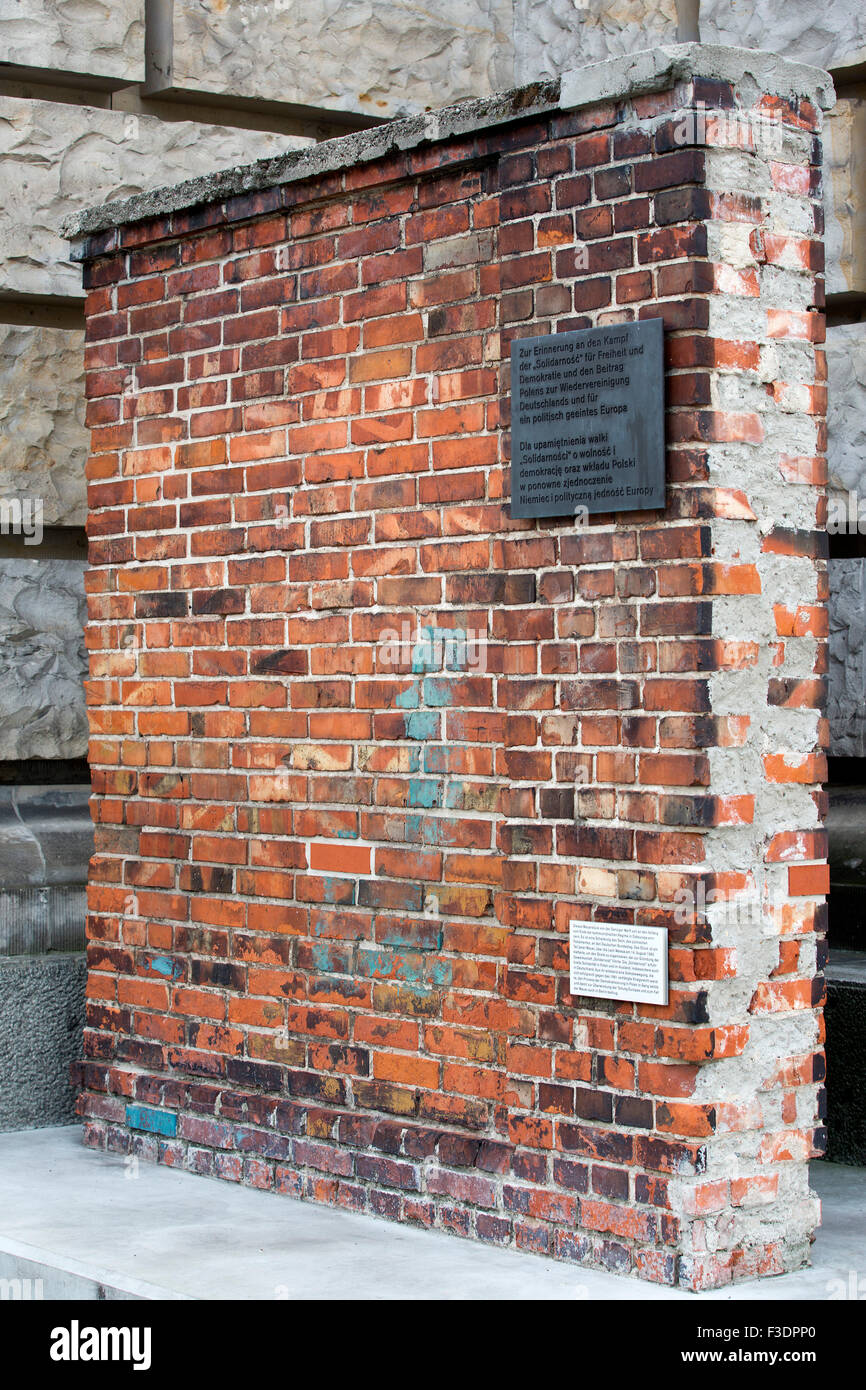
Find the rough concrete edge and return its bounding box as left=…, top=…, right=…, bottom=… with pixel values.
left=0, top=1235, right=190, bottom=1301
left=60, top=77, right=561, bottom=244
left=62, top=43, right=834, bottom=244
left=560, top=43, right=835, bottom=112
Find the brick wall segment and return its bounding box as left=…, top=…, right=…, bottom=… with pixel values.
left=70, top=48, right=832, bottom=1291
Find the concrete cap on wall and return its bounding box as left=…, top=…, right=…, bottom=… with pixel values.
left=61, top=43, right=835, bottom=247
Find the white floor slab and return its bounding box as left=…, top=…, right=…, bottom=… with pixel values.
left=0, top=1127, right=862, bottom=1300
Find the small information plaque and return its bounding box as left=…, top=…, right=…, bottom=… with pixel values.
left=510, top=319, right=665, bottom=518
left=569, top=921, right=669, bottom=1006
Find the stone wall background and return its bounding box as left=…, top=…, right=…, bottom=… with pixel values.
left=171, top=1, right=515, bottom=117
left=0, top=96, right=310, bottom=299
left=0, top=559, right=87, bottom=761
left=0, top=0, right=863, bottom=1132
left=0, top=0, right=144, bottom=81
left=0, top=323, right=87, bottom=527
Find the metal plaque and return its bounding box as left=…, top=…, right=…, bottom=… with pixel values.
left=569, top=920, right=669, bottom=1006
left=510, top=319, right=665, bottom=518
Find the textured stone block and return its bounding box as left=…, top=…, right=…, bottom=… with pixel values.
left=0, top=558, right=87, bottom=759
left=515, top=1, right=866, bottom=81
left=0, top=95, right=311, bottom=297
left=0, top=953, right=85, bottom=1131
left=700, top=0, right=866, bottom=73
left=824, top=97, right=866, bottom=298
left=170, top=0, right=513, bottom=118
left=829, top=559, right=866, bottom=757
left=0, top=323, right=87, bottom=527
left=0, top=0, right=144, bottom=83
left=514, top=0, right=677, bottom=80
left=826, top=322, right=866, bottom=498
left=0, top=786, right=93, bottom=893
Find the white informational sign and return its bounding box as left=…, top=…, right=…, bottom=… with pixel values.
left=569, top=921, right=668, bottom=1006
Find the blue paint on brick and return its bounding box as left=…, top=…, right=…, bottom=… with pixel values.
left=404, top=813, right=430, bottom=844
left=320, top=876, right=356, bottom=904
left=411, top=626, right=472, bottom=673
left=405, top=712, right=439, bottom=741
left=356, top=947, right=453, bottom=991
left=409, top=778, right=441, bottom=809
left=411, top=627, right=439, bottom=673
left=423, top=677, right=457, bottom=707
left=311, top=942, right=341, bottom=972
left=126, top=1105, right=177, bottom=1137
left=429, top=959, right=454, bottom=988
left=357, top=947, right=426, bottom=984
left=423, top=745, right=447, bottom=774
left=395, top=680, right=421, bottom=709
left=147, top=954, right=182, bottom=979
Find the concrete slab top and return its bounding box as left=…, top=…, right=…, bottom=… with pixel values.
left=0, top=1128, right=862, bottom=1301
left=61, top=44, right=834, bottom=245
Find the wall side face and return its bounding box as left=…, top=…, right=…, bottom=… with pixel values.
left=75, top=78, right=828, bottom=1290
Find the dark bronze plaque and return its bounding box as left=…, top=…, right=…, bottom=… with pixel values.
left=509, top=319, right=665, bottom=519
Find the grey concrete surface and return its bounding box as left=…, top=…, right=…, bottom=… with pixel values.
left=1, top=1, right=861, bottom=117
left=0, top=958, right=85, bottom=1132
left=0, top=1127, right=861, bottom=1300
left=0, top=782, right=91, bottom=956
left=827, top=950, right=866, bottom=985
left=825, top=325, right=866, bottom=765
left=0, top=886, right=87, bottom=956
left=0, top=784, right=93, bottom=889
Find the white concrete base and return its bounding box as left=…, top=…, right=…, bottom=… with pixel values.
left=0, top=1127, right=862, bottom=1301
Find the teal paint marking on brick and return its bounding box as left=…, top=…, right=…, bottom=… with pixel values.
left=126, top=1105, right=177, bottom=1137
left=441, top=627, right=471, bottom=671
left=405, top=812, right=431, bottom=844
left=148, top=955, right=180, bottom=978
left=423, top=677, right=458, bottom=707
left=429, top=959, right=454, bottom=988
left=320, top=876, right=356, bottom=904
left=376, top=920, right=443, bottom=952
left=409, top=778, right=441, bottom=809
left=411, top=626, right=471, bottom=673
left=311, top=942, right=344, bottom=973
left=423, top=745, right=447, bottom=774
left=357, top=947, right=426, bottom=984
left=311, top=911, right=365, bottom=941
left=405, top=711, right=439, bottom=741
left=395, top=680, right=421, bottom=709
left=411, top=627, right=438, bottom=673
